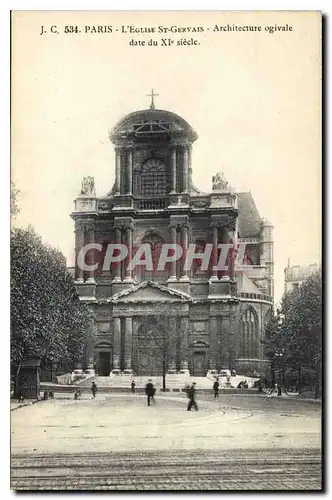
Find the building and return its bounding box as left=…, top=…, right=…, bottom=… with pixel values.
left=284, top=261, right=319, bottom=293
left=71, top=96, right=274, bottom=377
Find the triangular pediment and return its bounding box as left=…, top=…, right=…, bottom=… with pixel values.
left=111, top=281, right=190, bottom=303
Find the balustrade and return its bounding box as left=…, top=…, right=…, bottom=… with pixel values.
left=136, top=198, right=168, bottom=210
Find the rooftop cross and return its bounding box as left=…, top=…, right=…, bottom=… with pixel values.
left=147, top=88, right=159, bottom=110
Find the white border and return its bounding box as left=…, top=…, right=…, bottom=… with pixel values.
left=3, top=2, right=328, bottom=499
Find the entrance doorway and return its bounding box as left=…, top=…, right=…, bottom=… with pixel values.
left=98, top=352, right=111, bottom=376
left=137, top=320, right=164, bottom=375
left=192, top=351, right=207, bottom=376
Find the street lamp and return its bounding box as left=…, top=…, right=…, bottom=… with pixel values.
left=275, top=351, right=284, bottom=396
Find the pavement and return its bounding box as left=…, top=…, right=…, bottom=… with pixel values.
left=11, top=392, right=322, bottom=491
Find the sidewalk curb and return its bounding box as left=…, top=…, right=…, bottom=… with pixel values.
left=10, top=398, right=42, bottom=412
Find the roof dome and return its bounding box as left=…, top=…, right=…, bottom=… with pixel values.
left=109, top=108, right=198, bottom=143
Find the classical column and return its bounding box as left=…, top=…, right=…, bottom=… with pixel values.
left=127, top=149, right=133, bottom=195
left=113, top=226, right=122, bottom=282
left=75, top=220, right=84, bottom=283
left=124, top=223, right=133, bottom=281
left=209, top=316, right=219, bottom=371
left=115, top=148, right=121, bottom=195
left=112, top=317, right=121, bottom=371
left=176, top=226, right=181, bottom=279
left=188, top=144, right=192, bottom=189
left=86, top=221, right=96, bottom=284
left=168, top=224, right=177, bottom=281
left=131, top=318, right=139, bottom=374
left=124, top=317, right=133, bottom=372
left=86, top=314, right=95, bottom=374
left=180, top=223, right=189, bottom=280
left=171, top=146, right=177, bottom=192
left=210, top=225, right=218, bottom=280
left=167, top=316, right=177, bottom=373
left=180, top=317, right=189, bottom=372
left=182, top=145, right=189, bottom=193
left=228, top=226, right=236, bottom=279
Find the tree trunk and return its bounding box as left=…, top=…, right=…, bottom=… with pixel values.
left=298, top=367, right=302, bottom=395
left=314, top=365, right=320, bottom=399
left=162, top=332, right=167, bottom=392
left=14, top=361, right=22, bottom=399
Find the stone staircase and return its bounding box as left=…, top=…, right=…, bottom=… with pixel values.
left=76, top=374, right=257, bottom=391
left=77, top=374, right=191, bottom=391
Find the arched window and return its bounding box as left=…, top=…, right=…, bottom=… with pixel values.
left=240, top=308, right=258, bottom=358
left=141, top=159, right=166, bottom=198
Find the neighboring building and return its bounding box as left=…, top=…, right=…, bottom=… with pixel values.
left=284, top=261, right=319, bottom=293
left=70, top=97, right=274, bottom=377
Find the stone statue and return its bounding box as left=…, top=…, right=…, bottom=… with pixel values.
left=212, top=172, right=229, bottom=192
left=81, top=176, right=95, bottom=196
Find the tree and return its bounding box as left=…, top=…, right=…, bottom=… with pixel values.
left=11, top=181, right=20, bottom=218
left=263, top=271, right=322, bottom=396
left=137, top=301, right=188, bottom=391
left=11, top=226, right=90, bottom=394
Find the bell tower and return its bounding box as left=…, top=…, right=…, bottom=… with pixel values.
left=108, top=91, right=198, bottom=211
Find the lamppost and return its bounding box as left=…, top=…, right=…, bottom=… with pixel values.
left=275, top=351, right=284, bottom=396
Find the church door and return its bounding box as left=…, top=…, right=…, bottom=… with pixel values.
left=137, top=320, right=164, bottom=375
left=98, top=352, right=111, bottom=376
left=192, top=352, right=207, bottom=377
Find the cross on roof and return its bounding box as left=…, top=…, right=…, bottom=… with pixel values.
left=146, top=88, right=159, bottom=110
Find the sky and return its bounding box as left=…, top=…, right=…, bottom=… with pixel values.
left=11, top=10, right=322, bottom=303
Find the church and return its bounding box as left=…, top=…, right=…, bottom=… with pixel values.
left=71, top=92, right=274, bottom=378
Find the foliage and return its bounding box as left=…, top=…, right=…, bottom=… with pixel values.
left=11, top=181, right=20, bottom=218
left=263, top=271, right=322, bottom=374
left=11, top=226, right=90, bottom=371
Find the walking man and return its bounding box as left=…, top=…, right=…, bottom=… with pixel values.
left=91, top=381, right=98, bottom=399
left=145, top=379, right=155, bottom=406
left=187, top=382, right=198, bottom=411
left=213, top=378, right=219, bottom=398
left=131, top=380, right=136, bottom=394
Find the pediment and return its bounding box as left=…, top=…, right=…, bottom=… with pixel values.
left=111, top=281, right=190, bottom=303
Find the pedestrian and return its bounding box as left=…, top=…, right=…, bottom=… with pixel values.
left=187, top=382, right=198, bottom=411
left=131, top=380, right=136, bottom=394
left=145, top=379, right=155, bottom=406
left=91, top=381, right=98, bottom=398
left=213, top=378, right=219, bottom=398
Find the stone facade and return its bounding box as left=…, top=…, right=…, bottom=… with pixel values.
left=71, top=103, right=274, bottom=377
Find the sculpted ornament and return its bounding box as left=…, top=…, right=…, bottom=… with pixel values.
left=212, top=172, right=229, bottom=192
left=81, top=176, right=96, bottom=196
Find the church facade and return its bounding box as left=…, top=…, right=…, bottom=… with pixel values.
left=71, top=97, right=274, bottom=377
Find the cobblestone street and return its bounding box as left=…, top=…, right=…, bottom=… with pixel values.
left=11, top=393, right=322, bottom=490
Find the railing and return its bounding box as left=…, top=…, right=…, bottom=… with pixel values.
left=135, top=198, right=168, bottom=210
left=238, top=292, right=272, bottom=302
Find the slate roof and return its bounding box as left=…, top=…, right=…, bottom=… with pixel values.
left=237, top=192, right=262, bottom=238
